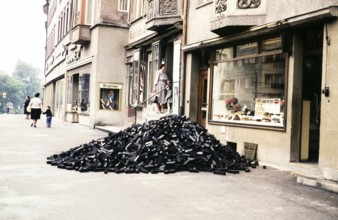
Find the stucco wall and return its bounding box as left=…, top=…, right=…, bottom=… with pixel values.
left=186, top=0, right=338, bottom=46
left=319, top=20, right=338, bottom=170
left=186, top=1, right=218, bottom=45
left=91, top=25, right=129, bottom=127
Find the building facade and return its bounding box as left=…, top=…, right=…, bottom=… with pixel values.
left=43, top=0, right=338, bottom=180
left=183, top=0, right=338, bottom=180
left=43, top=0, right=129, bottom=128
left=124, top=0, right=184, bottom=124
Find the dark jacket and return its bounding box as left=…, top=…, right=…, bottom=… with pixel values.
left=43, top=109, right=52, bottom=117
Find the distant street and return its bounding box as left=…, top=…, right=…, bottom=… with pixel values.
left=0, top=114, right=337, bottom=220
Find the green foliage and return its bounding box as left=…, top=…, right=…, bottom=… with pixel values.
left=0, top=61, right=43, bottom=113
left=13, top=60, right=43, bottom=97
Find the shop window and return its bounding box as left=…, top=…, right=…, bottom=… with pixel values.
left=67, top=74, right=79, bottom=111
left=236, top=42, right=258, bottom=57
left=78, top=74, right=90, bottom=112
left=131, top=59, right=140, bottom=106
left=262, top=37, right=282, bottom=52
left=99, top=83, right=122, bottom=111
left=215, top=47, right=233, bottom=60
left=211, top=38, right=286, bottom=128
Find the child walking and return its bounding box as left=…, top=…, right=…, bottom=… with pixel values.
left=43, top=106, right=53, bottom=128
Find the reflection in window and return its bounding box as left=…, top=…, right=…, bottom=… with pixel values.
left=236, top=42, right=258, bottom=57
left=215, top=47, right=233, bottom=60
left=211, top=53, right=286, bottom=127
left=79, top=74, right=90, bottom=112
left=262, top=37, right=282, bottom=52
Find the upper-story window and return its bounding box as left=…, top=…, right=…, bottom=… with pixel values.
left=74, top=0, right=93, bottom=25
left=119, top=0, right=129, bottom=12
left=130, top=0, right=144, bottom=21
left=85, top=0, right=94, bottom=24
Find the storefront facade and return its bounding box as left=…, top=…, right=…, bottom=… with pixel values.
left=44, top=0, right=129, bottom=128
left=125, top=0, right=183, bottom=124
left=183, top=0, right=338, bottom=180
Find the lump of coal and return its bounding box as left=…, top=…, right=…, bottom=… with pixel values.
left=47, top=115, right=258, bottom=174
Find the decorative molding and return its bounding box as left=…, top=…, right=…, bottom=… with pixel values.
left=66, top=44, right=82, bottom=64
left=237, top=0, right=261, bottom=9
left=160, top=0, right=177, bottom=15
left=215, top=0, right=227, bottom=14
left=147, top=0, right=154, bottom=20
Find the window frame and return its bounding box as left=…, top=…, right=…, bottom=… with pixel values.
left=118, top=0, right=129, bottom=12
left=208, top=36, right=288, bottom=131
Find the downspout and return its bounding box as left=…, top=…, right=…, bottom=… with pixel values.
left=179, top=0, right=188, bottom=116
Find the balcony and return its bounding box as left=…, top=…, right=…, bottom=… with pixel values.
left=70, top=25, right=91, bottom=45
left=210, top=0, right=266, bottom=35
left=146, top=0, right=182, bottom=31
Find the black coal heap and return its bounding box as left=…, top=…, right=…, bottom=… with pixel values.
left=47, top=115, right=258, bottom=175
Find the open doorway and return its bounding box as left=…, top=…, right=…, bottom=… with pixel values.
left=197, top=68, right=208, bottom=127
left=300, top=26, right=323, bottom=163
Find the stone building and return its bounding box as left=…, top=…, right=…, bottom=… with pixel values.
left=43, top=0, right=129, bottom=127
left=43, top=0, right=338, bottom=180
left=124, top=0, right=184, bottom=124
left=182, top=0, right=338, bottom=180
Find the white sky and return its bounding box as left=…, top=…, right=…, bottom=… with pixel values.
left=0, top=1, right=46, bottom=75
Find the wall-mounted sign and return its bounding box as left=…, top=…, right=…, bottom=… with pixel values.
left=99, top=83, right=122, bottom=111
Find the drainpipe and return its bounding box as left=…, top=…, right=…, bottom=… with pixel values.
left=179, top=0, right=188, bottom=116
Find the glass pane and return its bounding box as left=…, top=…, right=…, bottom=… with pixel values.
left=236, top=42, right=258, bottom=57
left=79, top=74, right=90, bottom=112
left=132, top=60, right=139, bottom=106
left=211, top=54, right=286, bottom=127
left=215, top=47, right=233, bottom=60
left=67, top=76, right=73, bottom=104
left=262, top=37, right=282, bottom=51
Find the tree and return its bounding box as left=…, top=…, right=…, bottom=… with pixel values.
left=12, top=60, right=43, bottom=101
left=0, top=72, right=25, bottom=112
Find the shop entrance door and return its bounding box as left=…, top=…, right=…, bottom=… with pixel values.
left=197, top=68, right=208, bottom=128
left=300, top=27, right=322, bottom=162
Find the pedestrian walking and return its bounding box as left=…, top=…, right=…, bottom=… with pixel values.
left=28, top=93, right=42, bottom=128
left=43, top=106, right=53, bottom=128
left=23, top=96, right=31, bottom=119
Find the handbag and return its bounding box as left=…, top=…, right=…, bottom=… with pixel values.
left=27, top=105, right=31, bottom=113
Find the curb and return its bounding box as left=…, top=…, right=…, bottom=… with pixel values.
left=297, top=176, right=338, bottom=193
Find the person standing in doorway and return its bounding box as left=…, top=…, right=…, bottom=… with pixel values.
left=153, top=64, right=169, bottom=113
left=23, top=96, right=31, bottom=119
left=43, top=106, right=53, bottom=128
left=28, top=93, right=42, bottom=128
left=165, top=83, right=172, bottom=114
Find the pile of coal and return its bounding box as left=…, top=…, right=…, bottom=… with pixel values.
left=47, top=115, right=258, bottom=175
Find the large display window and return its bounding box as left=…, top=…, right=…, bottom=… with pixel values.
left=210, top=37, right=287, bottom=129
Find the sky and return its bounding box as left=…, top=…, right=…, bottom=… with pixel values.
left=0, top=1, right=46, bottom=75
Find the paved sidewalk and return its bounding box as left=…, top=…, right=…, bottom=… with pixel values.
left=1, top=114, right=338, bottom=220
left=96, top=120, right=338, bottom=194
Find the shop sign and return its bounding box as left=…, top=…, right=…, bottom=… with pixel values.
left=255, top=98, right=281, bottom=116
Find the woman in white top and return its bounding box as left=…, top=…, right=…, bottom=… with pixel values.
left=153, top=64, right=168, bottom=113
left=29, top=92, right=42, bottom=127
